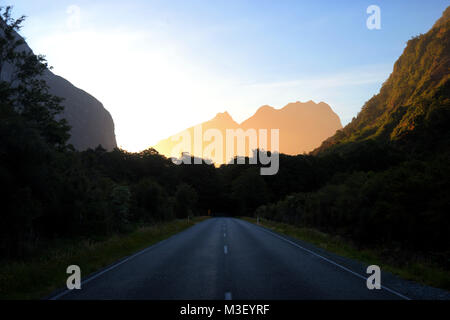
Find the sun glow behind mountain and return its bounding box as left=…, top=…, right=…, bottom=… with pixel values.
left=154, top=101, right=342, bottom=164
left=12, top=0, right=449, bottom=152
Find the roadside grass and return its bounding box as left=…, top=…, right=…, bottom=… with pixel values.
left=0, top=217, right=209, bottom=300
left=241, top=217, right=450, bottom=291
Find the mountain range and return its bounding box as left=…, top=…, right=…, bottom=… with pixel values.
left=154, top=101, right=342, bottom=163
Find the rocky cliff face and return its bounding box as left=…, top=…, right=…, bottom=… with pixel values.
left=43, top=72, right=117, bottom=151
left=0, top=24, right=117, bottom=151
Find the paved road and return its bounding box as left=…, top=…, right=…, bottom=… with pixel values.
left=53, top=218, right=408, bottom=300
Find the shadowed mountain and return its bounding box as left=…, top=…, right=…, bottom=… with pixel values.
left=43, top=73, right=117, bottom=151
left=154, top=101, right=342, bottom=163
left=0, top=21, right=117, bottom=151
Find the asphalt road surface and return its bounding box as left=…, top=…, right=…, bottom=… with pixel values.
left=52, top=218, right=409, bottom=300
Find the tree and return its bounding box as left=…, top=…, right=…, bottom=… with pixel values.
left=132, top=178, right=173, bottom=222
left=0, top=6, right=70, bottom=148
left=231, top=168, right=269, bottom=215
left=0, top=7, right=71, bottom=257
left=110, top=185, right=131, bottom=230
left=174, top=183, right=198, bottom=218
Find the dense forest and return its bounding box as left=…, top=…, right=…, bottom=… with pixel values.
left=0, top=6, right=449, bottom=275
left=258, top=7, right=450, bottom=269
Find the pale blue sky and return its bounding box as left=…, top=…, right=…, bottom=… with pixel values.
left=9, top=0, right=450, bottom=151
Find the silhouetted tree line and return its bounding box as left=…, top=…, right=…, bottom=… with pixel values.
left=0, top=9, right=208, bottom=258
left=1, top=8, right=449, bottom=270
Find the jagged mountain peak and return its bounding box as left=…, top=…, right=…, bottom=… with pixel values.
left=154, top=100, right=342, bottom=162
left=213, top=111, right=235, bottom=121
left=255, top=105, right=275, bottom=113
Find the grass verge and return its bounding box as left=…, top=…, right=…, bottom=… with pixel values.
left=0, top=217, right=209, bottom=300
left=241, top=217, right=449, bottom=290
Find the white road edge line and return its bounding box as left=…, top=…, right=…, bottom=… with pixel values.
left=224, top=245, right=228, bottom=255
left=50, top=219, right=210, bottom=300
left=49, top=220, right=205, bottom=300
left=49, top=237, right=171, bottom=300
left=225, top=292, right=232, bottom=300
left=255, top=224, right=411, bottom=300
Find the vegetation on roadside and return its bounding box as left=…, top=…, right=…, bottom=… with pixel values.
left=1, top=5, right=449, bottom=298
left=242, top=217, right=450, bottom=290
left=0, top=217, right=208, bottom=300
left=247, top=7, right=450, bottom=282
